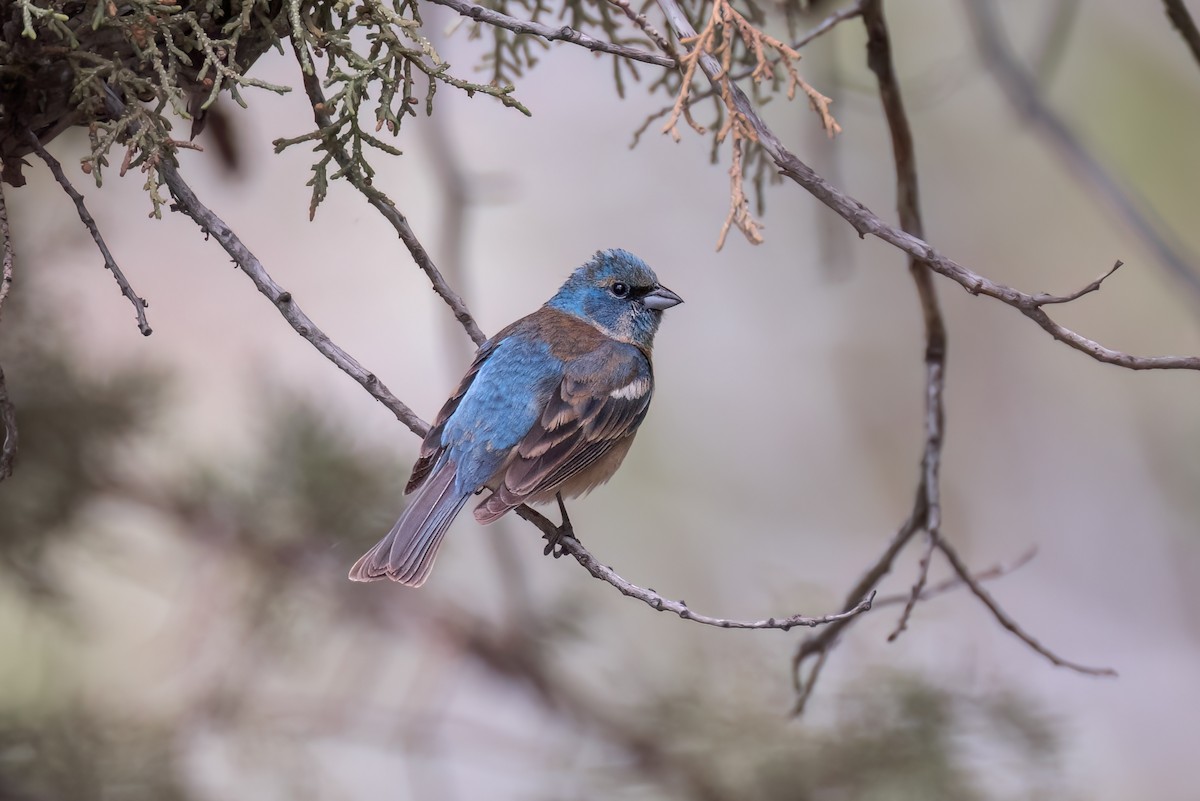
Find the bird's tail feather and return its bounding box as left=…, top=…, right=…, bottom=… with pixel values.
left=348, top=459, right=469, bottom=587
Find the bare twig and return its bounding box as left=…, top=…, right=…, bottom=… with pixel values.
left=285, top=38, right=870, bottom=630
left=143, top=57, right=867, bottom=634
left=792, top=490, right=927, bottom=715
left=157, top=157, right=431, bottom=437
left=425, top=0, right=678, bottom=68
left=965, top=0, right=1200, bottom=308
left=793, top=0, right=867, bottom=49
left=888, top=531, right=936, bottom=642
left=26, top=132, right=153, bottom=336
left=417, top=0, right=1194, bottom=371
left=1030, top=260, right=1123, bottom=305
left=515, top=504, right=876, bottom=630
left=653, top=0, right=1200, bottom=371
left=873, top=547, right=1038, bottom=608
left=937, top=537, right=1117, bottom=677
left=605, top=0, right=677, bottom=59
left=862, top=0, right=946, bottom=644
left=289, top=38, right=486, bottom=346
left=0, top=181, right=14, bottom=479
left=1164, top=0, right=1200, bottom=70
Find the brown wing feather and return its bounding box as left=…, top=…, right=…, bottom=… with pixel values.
left=473, top=344, right=652, bottom=523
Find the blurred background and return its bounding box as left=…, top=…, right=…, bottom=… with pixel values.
left=3, top=0, right=1200, bottom=798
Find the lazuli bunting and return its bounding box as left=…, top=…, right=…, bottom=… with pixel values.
left=350, top=249, right=683, bottom=587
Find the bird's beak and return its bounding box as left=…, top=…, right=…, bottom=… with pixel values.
left=642, top=285, right=683, bottom=310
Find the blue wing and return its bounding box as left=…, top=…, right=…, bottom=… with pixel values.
left=350, top=315, right=564, bottom=585
left=473, top=337, right=653, bottom=523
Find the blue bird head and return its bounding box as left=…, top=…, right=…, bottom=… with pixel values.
left=547, top=249, right=683, bottom=348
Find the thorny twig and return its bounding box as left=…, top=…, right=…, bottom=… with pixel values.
left=26, top=132, right=153, bottom=336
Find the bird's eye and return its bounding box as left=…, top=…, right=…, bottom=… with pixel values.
left=611, top=282, right=630, bottom=298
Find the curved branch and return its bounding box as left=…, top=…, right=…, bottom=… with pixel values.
left=965, top=0, right=1200, bottom=308
left=792, top=490, right=927, bottom=715
left=794, top=0, right=867, bottom=49
left=280, top=38, right=876, bottom=631
left=27, top=132, right=153, bottom=337
left=862, top=0, right=945, bottom=645
left=937, top=537, right=1117, bottom=676
left=515, top=504, right=875, bottom=630
left=424, top=0, right=678, bottom=68
left=649, top=0, right=1200, bottom=371
left=148, top=79, right=868, bottom=633
left=158, top=158, right=431, bottom=438
left=288, top=38, right=486, bottom=347
left=1163, top=0, right=1200, bottom=71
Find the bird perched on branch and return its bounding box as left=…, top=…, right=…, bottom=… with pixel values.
left=350, top=249, right=683, bottom=587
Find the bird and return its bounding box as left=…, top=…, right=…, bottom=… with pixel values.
left=349, top=249, right=683, bottom=587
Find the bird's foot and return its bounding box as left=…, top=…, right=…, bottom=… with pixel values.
left=542, top=493, right=578, bottom=558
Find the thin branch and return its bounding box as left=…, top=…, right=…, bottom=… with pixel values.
left=0, top=181, right=14, bottom=479
left=156, top=157, right=430, bottom=437
left=793, top=0, right=867, bottom=49
left=873, top=546, right=1038, bottom=608
left=289, top=38, right=486, bottom=347
left=26, top=132, right=153, bottom=337
left=888, top=530, right=935, bottom=642
left=424, top=0, right=678, bottom=68
left=605, top=0, right=677, bottom=59
left=1164, top=0, right=1200, bottom=70
left=791, top=489, right=927, bottom=715
left=515, top=504, right=875, bottom=630
left=144, top=68, right=868, bottom=635
left=862, top=0, right=946, bottom=644
left=965, top=0, right=1200, bottom=309
left=653, top=0, right=1200, bottom=371
left=937, top=537, right=1117, bottom=677
left=1031, top=260, right=1123, bottom=305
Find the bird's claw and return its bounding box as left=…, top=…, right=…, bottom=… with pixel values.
left=542, top=493, right=577, bottom=558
